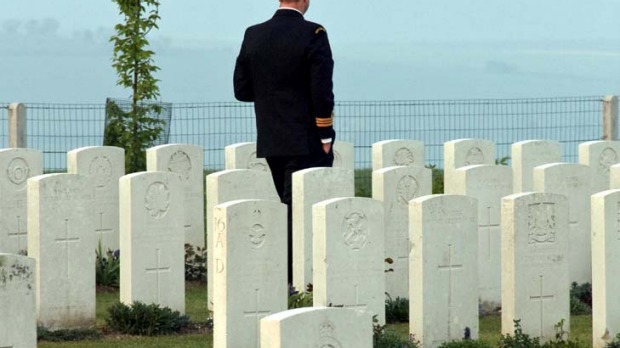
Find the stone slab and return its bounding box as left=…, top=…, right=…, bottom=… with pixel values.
left=512, top=140, right=562, bottom=193
left=578, top=141, right=620, bottom=194
left=313, top=197, right=386, bottom=325
left=147, top=144, right=205, bottom=248
left=409, top=194, right=479, bottom=348
left=333, top=141, right=354, bottom=169
left=372, top=139, right=425, bottom=171
left=224, top=142, right=270, bottom=173
left=0, top=253, right=36, bottom=348
left=260, top=307, right=373, bottom=348
left=206, top=169, right=280, bottom=311
left=27, top=173, right=96, bottom=329
left=213, top=199, right=287, bottom=348
left=0, top=148, right=43, bottom=254
left=292, top=167, right=355, bottom=291
left=372, top=165, right=432, bottom=299
left=119, top=171, right=185, bottom=313
left=443, top=139, right=496, bottom=193
left=67, top=146, right=124, bottom=252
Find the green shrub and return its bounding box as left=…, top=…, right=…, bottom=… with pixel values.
left=288, top=283, right=313, bottom=309
left=355, top=168, right=372, bottom=197
left=385, top=293, right=409, bottom=323
left=498, top=319, right=541, bottom=348
left=606, top=334, right=620, bottom=348
left=569, top=282, right=592, bottom=308
left=373, top=315, right=419, bottom=348
left=426, top=164, right=444, bottom=194
left=95, top=241, right=120, bottom=288
left=439, top=339, right=493, bottom=348
left=184, top=243, right=207, bottom=282
left=37, top=327, right=102, bottom=342
left=105, top=301, right=190, bottom=336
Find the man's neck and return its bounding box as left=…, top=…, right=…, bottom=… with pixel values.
left=278, top=6, right=304, bottom=16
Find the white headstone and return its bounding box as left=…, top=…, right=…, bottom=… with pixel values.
left=409, top=194, right=479, bottom=348
left=501, top=192, right=570, bottom=341
left=578, top=141, right=620, bottom=194
left=313, top=197, right=386, bottom=324
left=292, top=167, right=355, bottom=291
left=372, top=139, right=425, bottom=171
left=27, top=173, right=96, bottom=329
left=213, top=199, right=287, bottom=348
left=333, top=141, right=354, bottom=169
left=512, top=140, right=562, bottom=193
left=260, top=307, right=373, bottom=348
left=0, top=148, right=43, bottom=254
left=610, top=164, right=620, bottom=190
left=591, top=189, right=620, bottom=348
left=0, top=253, right=36, bottom=348
left=224, top=142, right=270, bottom=173
left=119, top=171, right=185, bottom=313
left=443, top=139, right=496, bottom=193
left=67, top=146, right=124, bottom=252
left=147, top=144, right=205, bottom=248
left=206, top=169, right=280, bottom=310
left=372, top=165, right=432, bottom=299
left=533, top=163, right=591, bottom=283
left=448, top=164, right=512, bottom=304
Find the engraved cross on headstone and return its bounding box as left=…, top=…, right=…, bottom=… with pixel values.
left=8, top=215, right=27, bottom=251
left=145, top=248, right=171, bottom=303
left=529, top=275, right=554, bottom=337
left=55, top=219, right=80, bottom=277
left=479, top=206, right=499, bottom=261
left=346, top=283, right=368, bottom=310
left=243, top=288, right=271, bottom=348
left=94, top=212, right=114, bottom=240
left=437, top=244, right=463, bottom=339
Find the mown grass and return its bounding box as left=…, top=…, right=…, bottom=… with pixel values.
left=39, top=282, right=595, bottom=347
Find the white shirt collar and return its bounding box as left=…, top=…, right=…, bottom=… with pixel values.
left=278, top=7, right=304, bottom=16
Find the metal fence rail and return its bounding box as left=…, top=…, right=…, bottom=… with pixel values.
left=0, top=103, right=8, bottom=148
left=5, top=97, right=606, bottom=176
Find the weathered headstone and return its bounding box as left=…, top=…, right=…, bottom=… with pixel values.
left=292, top=167, right=355, bottom=291
left=372, top=165, right=431, bottom=299
left=333, top=141, right=354, bottom=169
left=578, top=140, right=620, bottom=194
left=119, top=172, right=185, bottom=313
left=313, top=197, right=386, bottom=324
left=224, top=142, right=270, bottom=173
left=260, top=307, right=373, bottom=348
left=372, top=139, right=425, bottom=171
left=533, top=163, right=591, bottom=283
left=512, top=140, right=562, bottom=193
left=28, top=173, right=96, bottom=329
left=448, top=164, right=512, bottom=304
left=213, top=199, right=287, bottom=348
left=443, top=139, right=496, bottom=193
left=501, top=192, right=570, bottom=341
left=206, top=169, right=280, bottom=310
left=0, top=253, right=36, bottom=348
left=0, top=148, right=43, bottom=254
left=409, top=194, right=479, bottom=348
left=147, top=144, right=205, bottom=248
left=67, top=146, right=124, bottom=252
left=591, top=189, right=620, bottom=348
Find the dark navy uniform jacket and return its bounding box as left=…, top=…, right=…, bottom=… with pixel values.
left=233, top=9, right=335, bottom=158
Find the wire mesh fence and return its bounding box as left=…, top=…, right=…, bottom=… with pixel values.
left=0, top=103, right=8, bottom=148
left=3, top=97, right=607, bottom=179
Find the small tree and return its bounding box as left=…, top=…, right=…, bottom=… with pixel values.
left=106, top=0, right=164, bottom=173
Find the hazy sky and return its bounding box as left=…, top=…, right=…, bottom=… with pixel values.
left=1, top=0, right=619, bottom=103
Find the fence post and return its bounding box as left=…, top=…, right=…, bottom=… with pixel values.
left=603, top=95, right=619, bottom=141
left=9, top=103, right=27, bottom=148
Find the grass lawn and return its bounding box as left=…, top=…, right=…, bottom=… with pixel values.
left=39, top=283, right=594, bottom=347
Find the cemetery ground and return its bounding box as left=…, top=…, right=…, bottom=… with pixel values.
left=36, top=281, right=596, bottom=348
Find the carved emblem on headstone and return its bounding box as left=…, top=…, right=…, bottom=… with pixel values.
left=397, top=175, right=419, bottom=206
left=465, top=147, right=485, bottom=165
left=315, top=320, right=342, bottom=348
left=248, top=224, right=266, bottom=249
left=393, top=148, right=415, bottom=166
left=342, top=212, right=368, bottom=250
left=599, top=147, right=618, bottom=174
left=7, top=157, right=29, bottom=185
left=89, top=155, right=112, bottom=188
left=168, top=150, right=192, bottom=181
left=145, top=182, right=170, bottom=219
left=247, top=152, right=268, bottom=172
left=528, top=203, right=556, bottom=244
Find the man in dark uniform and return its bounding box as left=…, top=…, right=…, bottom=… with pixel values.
left=233, top=0, right=335, bottom=285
